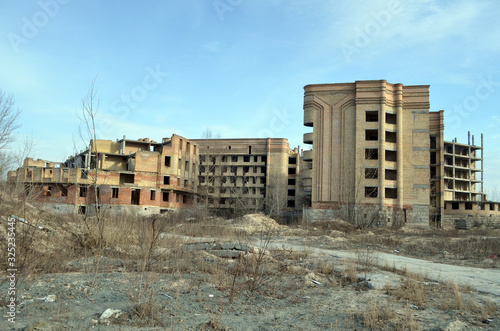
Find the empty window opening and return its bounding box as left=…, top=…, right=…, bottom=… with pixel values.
left=385, top=150, right=397, bottom=162
left=61, top=186, right=68, bottom=197
left=81, top=170, right=88, bottom=179
left=365, top=129, right=378, bottom=141
left=231, top=155, right=238, bottom=162
left=366, top=111, right=379, bottom=122
left=365, top=168, right=378, bottom=179
left=228, top=145, right=231, bottom=150
left=386, top=113, right=397, bottom=124
left=131, top=189, right=140, bottom=205
left=164, top=156, right=171, bottom=167
left=465, top=202, right=473, bottom=210
left=150, top=190, right=156, bottom=200
left=178, top=158, right=182, bottom=169
left=249, top=146, right=252, bottom=154
left=288, top=178, right=296, bottom=186
left=164, top=176, right=170, bottom=185
left=78, top=205, right=86, bottom=215
left=261, top=156, right=267, bottom=163
left=288, top=189, right=295, bottom=196
left=289, top=157, right=297, bottom=164
left=385, top=188, right=398, bottom=199
left=183, top=195, right=188, bottom=204
left=287, top=200, right=295, bottom=208
left=385, top=131, right=397, bottom=143
left=385, top=169, right=397, bottom=180
left=179, top=138, right=183, bottom=150
left=254, top=156, right=258, bottom=162
left=288, top=167, right=296, bottom=175
left=80, top=186, right=87, bottom=197
left=430, top=136, right=437, bottom=149
left=430, top=152, right=437, bottom=165
left=243, top=166, right=249, bottom=173
left=186, top=142, right=190, bottom=153
left=365, top=149, right=378, bottom=160
left=162, top=192, right=169, bottom=202
left=430, top=167, right=436, bottom=179
left=120, top=173, right=135, bottom=184
left=184, top=179, right=188, bottom=187
left=452, top=202, right=459, bottom=210
left=490, top=204, right=495, bottom=211
left=365, top=187, right=378, bottom=198
left=112, top=187, right=119, bottom=198
left=244, top=156, right=250, bottom=162
left=185, top=161, right=189, bottom=171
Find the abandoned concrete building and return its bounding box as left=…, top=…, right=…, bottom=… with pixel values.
left=302, top=80, right=500, bottom=228
left=190, top=138, right=305, bottom=215
left=8, top=135, right=305, bottom=216
left=8, top=134, right=199, bottom=214
left=7, top=79, right=500, bottom=227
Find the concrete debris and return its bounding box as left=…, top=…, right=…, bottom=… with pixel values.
left=100, top=308, right=123, bottom=320
left=182, top=241, right=256, bottom=259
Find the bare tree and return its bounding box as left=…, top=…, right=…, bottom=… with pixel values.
left=0, top=90, right=21, bottom=178
left=76, top=78, right=106, bottom=286
left=0, top=90, right=21, bottom=150
left=265, top=173, right=288, bottom=222
left=197, top=128, right=221, bottom=213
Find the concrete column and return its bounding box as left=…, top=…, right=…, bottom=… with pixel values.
left=379, top=84, right=386, bottom=209
left=395, top=84, right=403, bottom=209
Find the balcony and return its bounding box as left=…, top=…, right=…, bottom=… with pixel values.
left=304, top=107, right=315, bottom=127
left=303, top=150, right=313, bottom=161
left=303, top=132, right=313, bottom=144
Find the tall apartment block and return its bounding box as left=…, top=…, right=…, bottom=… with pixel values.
left=8, top=134, right=199, bottom=215
left=190, top=138, right=304, bottom=215
left=303, top=80, right=432, bottom=227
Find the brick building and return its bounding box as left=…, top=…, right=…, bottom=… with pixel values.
left=190, top=138, right=305, bottom=215
left=302, top=80, right=500, bottom=228
left=8, top=134, right=198, bottom=215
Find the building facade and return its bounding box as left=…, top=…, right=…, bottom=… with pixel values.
left=303, top=80, right=500, bottom=228
left=8, top=134, right=199, bottom=215
left=8, top=136, right=305, bottom=217
left=302, top=80, right=431, bottom=227
left=190, top=138, right=305, bottom=215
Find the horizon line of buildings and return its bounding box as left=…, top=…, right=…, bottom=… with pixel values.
left=8, top=80, right=500, bottom=228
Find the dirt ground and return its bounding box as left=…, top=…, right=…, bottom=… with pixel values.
left=0, top=213, right=499, bottom=330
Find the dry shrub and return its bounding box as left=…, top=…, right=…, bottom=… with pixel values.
left=126, top=272, right=164, bottom=327
left=343, top=259, right=358, bottom=284
left=387, top=269, right=425, bottom=307
left=358, top=298, right=393, bottom=330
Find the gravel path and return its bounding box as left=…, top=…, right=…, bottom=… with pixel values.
left=269, top=240, right=500, bottom=298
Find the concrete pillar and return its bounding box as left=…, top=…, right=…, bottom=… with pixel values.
left=395, top=83, right=403, bottom=209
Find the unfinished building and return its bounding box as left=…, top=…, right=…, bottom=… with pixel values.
left=302, top=80, right=500, bottom=228
left=8, top=134, right=198, bottom=215
left=8, top=135, right=305, bottom=217
left=190, top=138, right=306, bottom=216
left=302, top=80, right=431, bottom=227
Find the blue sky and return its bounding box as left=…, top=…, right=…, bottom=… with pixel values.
left=1, top=0, right=499, bottom=197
